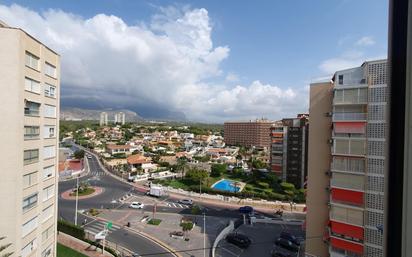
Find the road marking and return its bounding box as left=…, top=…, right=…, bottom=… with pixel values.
left=84, top=220, right=121, bottom=235
left=219, top=246, right=242, bottom=257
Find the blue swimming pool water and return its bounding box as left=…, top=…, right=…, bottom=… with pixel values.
left=212, top=179, right=240, bottom=192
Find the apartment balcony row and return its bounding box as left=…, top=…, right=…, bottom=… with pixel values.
left=330, top=172, right=365, bottom=192
left=332, top=112, right=367, bottom=122
left=329, top=236, right=363, bottom=257
left=333, top=87, right=368, bottom=106
left=331, top=156, right=365, bottom=174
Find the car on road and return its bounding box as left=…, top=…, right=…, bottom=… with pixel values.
left=87, top=154, right=92, bottom=159
left=239, top=206, right=254, bottom=215
left=129, top=202, right=144, bottom=209
left=226, top=233, right=251, bottom=248
left=178, top=199, right=193, bottom=205
left=280, top=231, right=302, bottom=246
left=275, top=238, right=299, bottom=253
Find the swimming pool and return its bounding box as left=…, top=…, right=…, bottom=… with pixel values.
left=211, top=179, right=241, bottom=192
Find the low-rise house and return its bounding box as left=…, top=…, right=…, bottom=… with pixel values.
left=127, top=154, right=155, bottom=172
left=106, top=144, right=139, bottom=155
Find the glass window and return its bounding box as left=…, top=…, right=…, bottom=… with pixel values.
left=25, top=51, right=39, bottom=70
left=22, top=216, right=38, bottom=237
left=43, top=126, right=55, bottom=138
left=22, top=193, right=38, bottom=212
left=44, top=105, right=56, bottom=118
left=24, top=126, right=40, bottom=140
left=21, top=238, right=37, bottom=257
left=45, top=62, right=56, bottom=78
left=42, top=185, right=54, bottom=202
left=44, top=84, right=56, bottom=98
left=43, top=165, right=54, bottom=180
left=24, top=78, right=41, bottom=94
left=24, top=149, right=39, bottom=165
left=42, top=204, right=53, bottom=222
left=23, top=172, right=37, bottom=188
left=24, top=101, right=40, bottom=116
left=43, top=145, right=55, bottom=159
left=42, top=226, right=54, bottom=242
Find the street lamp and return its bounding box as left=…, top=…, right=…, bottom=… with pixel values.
left=74, top=175, right=80, bottom=226
left=203, top=212, right=206, bottom=257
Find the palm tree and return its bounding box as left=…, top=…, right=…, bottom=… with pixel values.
left=0, top=236, right=13, bottom=257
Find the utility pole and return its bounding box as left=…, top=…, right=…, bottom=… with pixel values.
left=203, top=213, right=206, bottom=257
left=74, top=175, right=79, bottom=226
left=200, top=178, right=202, bottom=195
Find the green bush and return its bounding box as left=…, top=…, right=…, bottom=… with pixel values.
left=180, top=221, right=194, bottom=231
left=280, top=182, right=296, bottom=191
left=148, top=219, right=162, bottom=225
left=57, top=220, right=85, bottom=240
left=257, top=182, right=270, bottom=189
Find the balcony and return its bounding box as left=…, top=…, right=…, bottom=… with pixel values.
left=330, top=236, right=363, bottom=257
left=332, top=112, right=367, bottom=122
left=330, top=172, right=365, bottom=191
left=331, top=157, right=365, bottom=174
left=332, top=139, right=366, bottom=156
left=333, top=88, right=368, bottom=105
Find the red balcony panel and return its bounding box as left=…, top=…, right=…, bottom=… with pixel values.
left=331, top=221, right=364, bottom=240
left=271, top=165, right=282, bottom=172
left=334, top=122, right=366, bottom=134
left=331, top=188, right=364, bottom=206
left=330, top=237, right=363, bottom=255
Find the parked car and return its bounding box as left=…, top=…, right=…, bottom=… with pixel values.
left=275, top=238, right=299, bottom=253
left=178, top=199, right=193, bottom=205
left=129, top=202, right=144, bottom=209
left=280, top=231, right=301, bottom=246
left=238, top=206, right=254, bottom=215
left=226, top=233, right=251, bottom=248
left=87, top=154, right=92, bottom=159
left=271, top=247, right=296, bottom=257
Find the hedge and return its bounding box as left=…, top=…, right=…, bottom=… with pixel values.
left=57, top=220, right=85, bottom=240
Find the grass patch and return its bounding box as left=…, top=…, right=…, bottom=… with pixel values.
left=70, top=187, right=95, bottom=196
left=57, top=243, right=87, bottom=257
left=148, top=218, right=162, bottom=225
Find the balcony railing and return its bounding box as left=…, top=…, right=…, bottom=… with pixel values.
left=332, top=112, right=367, bottom=121
left=331, top=157, right=365, bottom=174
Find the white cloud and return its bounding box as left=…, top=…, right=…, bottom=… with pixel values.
left=318, top=50, right=364, bottom=74
left=355, top=36, right=375, bottom=46
left=225, top=72, right=239, bottom=82
left=0, top=4, right=306, bottom=121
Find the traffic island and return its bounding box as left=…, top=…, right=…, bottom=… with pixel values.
left=61, top=186, right=104, bottom=200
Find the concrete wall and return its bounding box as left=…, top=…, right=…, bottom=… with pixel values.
left=305, top=82, right=333, bottom=257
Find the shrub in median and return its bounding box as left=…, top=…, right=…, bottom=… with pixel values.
left=57, top=220, right=85, bottom=240
left=148, top=218, right=162, bottom=225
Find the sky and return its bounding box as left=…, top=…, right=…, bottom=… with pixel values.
left=0, top=0, right=388, bottom=122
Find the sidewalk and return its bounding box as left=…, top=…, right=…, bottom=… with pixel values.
left=57, top=232, right=114, bottom=257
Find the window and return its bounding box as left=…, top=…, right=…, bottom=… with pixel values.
left=24, top=149, right=39, bottom=165
left=43, top=165, right=54, bottom=180
left=45, top=62, right=56, bottom=78
left=21, top=238, right=37, bottom=257
left=41, top=244, right=53, bottom=257
left=24, top=77, right=41, bottom=94
left=24, top=101, right=40, bottom=116
left=23, top=172, right=37, bottom=188
left=338, top=74, right=344, bottom=85
left=44, top=105, right=56, bottom=118
left=43, top=145, right=55, bottom=159
left=44, top=84, right=56, bottom=98
left=43, top=126, right=56, bottom=138
left=22, top=216, right=38, bottom=237
left=24, top=126, right=40, bottom=140
left=22, top=193, right=38, bottom=212
left=43, top=185, right=54, bottom=201
left=25, top=51, right=39, bottom=70
left=42, top=226, right=54, bottom=242
left=42, top=204, right=53, bottom=222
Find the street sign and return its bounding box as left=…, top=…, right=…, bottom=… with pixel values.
left=95, top=230, right=107, bottom=240
left=107, top=221, right=113, bottom=230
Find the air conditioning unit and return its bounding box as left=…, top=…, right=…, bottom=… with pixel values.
left=324, top=112, right=333, bottom=117
left=325, top=186, right=330, bottom=191
left=327, top=139, right=333, bottom=144
left=325, top=171, right=332, bottom=176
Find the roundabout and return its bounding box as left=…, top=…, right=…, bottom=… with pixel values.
left=61, top=186, right=104, bottom=200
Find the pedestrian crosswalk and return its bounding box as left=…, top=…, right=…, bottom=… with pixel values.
left=84, top=220, right=121, bottom=235
left=165, top=202, right=189, bottom=209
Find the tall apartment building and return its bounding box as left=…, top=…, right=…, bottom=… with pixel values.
left=305, top=60, right=388, bottom=257
left=114, top=112, right=125, bottom=125
left=224, top=119, right=273, bottom=149
left=270, top=115, right=309, bottom=188
left=100, top=112, right=108, bottom=126
left=0, top=21, right=60, bottom=257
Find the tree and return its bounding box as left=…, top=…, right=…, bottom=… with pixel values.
left=73, top=149, right=85, bottom=159
left=211, top=164, right=226, bottom=177
left=185, top=168, right=208, bottom=182
left=0, top=237, right=13, bottom=257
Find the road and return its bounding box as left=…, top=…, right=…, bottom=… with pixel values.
left=58, top=145, right=277, bottom=256
left=58, top=148, right=176, bottom=257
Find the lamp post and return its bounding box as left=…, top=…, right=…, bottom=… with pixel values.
left=74, top=175, right=79, bottom=226
left=203, top=212, right=206, bottom=257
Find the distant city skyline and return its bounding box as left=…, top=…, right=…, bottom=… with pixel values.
left=0, top=0, right=388, bottom=122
